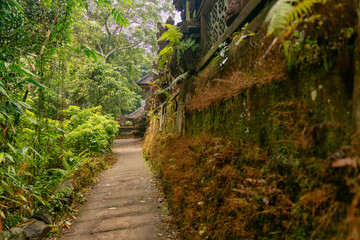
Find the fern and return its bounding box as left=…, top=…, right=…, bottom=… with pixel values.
left=265, top=0, right=328, bottom=38
left=158, top=24, right=183, bottom=70
left=158, top=24, right=182, bottom=44
left=165, top=71, right=190, bottom=91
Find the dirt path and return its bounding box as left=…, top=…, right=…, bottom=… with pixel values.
left=61, top=139, right=165, bottom=240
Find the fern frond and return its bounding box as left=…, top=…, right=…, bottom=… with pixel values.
left=158, top=25, right=183, bottom=43
left=266, top=0, right=328, bottom=38
left=162, top=71, right=190, bottom=92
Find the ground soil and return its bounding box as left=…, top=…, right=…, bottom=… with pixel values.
left=61, top=139, right=170, bottom=240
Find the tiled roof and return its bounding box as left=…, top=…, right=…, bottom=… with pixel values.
left=136, top=74, right=152, bottom=85
left=124, top=106, right=145, bottom=119
left=124, top=101, right=146, bottom=120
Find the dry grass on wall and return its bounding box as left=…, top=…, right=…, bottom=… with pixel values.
left=143, top=130, right=360, bottom=239
left=186, top=64, right=286, bottom=113
left=186, top=28, right=287, bottom=113
left=144, top=132, right=293, bottom=239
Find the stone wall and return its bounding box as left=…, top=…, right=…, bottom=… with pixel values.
left=146, top=0, right=358, bottom=238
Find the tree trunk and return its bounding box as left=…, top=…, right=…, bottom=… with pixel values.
left=353, top=2, right=360, bottom=134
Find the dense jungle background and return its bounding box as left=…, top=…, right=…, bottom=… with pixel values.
left=0, top=0, right=172, bottom=234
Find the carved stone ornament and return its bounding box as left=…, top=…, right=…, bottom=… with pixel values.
left=225, top=0, right=250, bottom=26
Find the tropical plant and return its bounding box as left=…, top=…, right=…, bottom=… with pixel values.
left=263, top=0, right=335, bottom=70
left=158, top=24, right=183, bottom=71
left=265, top=0, right=328, bottom=39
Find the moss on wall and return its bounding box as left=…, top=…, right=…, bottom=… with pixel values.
left=145, top=65, right=356, bottom=239
left=187, top=67, right=352, bottom=159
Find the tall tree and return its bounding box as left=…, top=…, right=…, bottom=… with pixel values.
left=354, top=0, right=360, bottom=134
left=71, top=0, right=173, bottom=63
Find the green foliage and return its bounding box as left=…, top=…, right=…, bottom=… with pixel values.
left=66, top=61, right=141, bottom=116
left=157, top=24, right=198, bottom=89
left=0, top=0, right=138, bottom=230
left=265, top=0, right=328, bottom=38
left=111, top=8, right=129, bottom=26
left=264, top=0, right=355, bottom=71
left=158, top=24, right=183, bottom=70
left=0, top=105, right=119, bottom=229
left=71, top=0, right=173, bottom=64
left=63, top=106, right=119, bottom=153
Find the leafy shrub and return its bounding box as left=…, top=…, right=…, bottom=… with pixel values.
left=63, top=106, right=119, bottom=153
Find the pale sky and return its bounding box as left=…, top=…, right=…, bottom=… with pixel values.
left=174, top=11, right=182, bottom=24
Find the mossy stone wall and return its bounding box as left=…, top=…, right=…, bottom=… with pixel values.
left=186, top=67, right=352, bottom=159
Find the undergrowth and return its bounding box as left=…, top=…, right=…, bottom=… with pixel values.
left=49, top=153, right=117, bottom=238
left=0, top=106, right=119, bottom=231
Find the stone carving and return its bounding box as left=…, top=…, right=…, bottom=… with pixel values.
left=166, top=16, right=175, bottom=25
left=206, top=0, right=227, bottom=50
left=225, top=0, right=250, bottom=26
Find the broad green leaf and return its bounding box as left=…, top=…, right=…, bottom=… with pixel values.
left=9, top=0, right=24, bottom=13
left=0, top=153, right=4, bottom=164
left=89, top=50, right=97, bottom=61
left=111, top=9, right=129, bottom=26
left=0, top=86, right=9, bottom=98
left=27, top=78, right=47, bottom=88
left=17, top=194, right=28, bottom=202
left=7, top=143, right=16, bottom=154
left=9, top=64, right=37, bottom=78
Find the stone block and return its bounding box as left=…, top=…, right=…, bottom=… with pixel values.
left=33, top=207, right=53, bottom=224
left=0, top=230, right=11, bottom=240
left=9, top=227, right=26, bottom=240
left=22, top=219, right=51, bottom=240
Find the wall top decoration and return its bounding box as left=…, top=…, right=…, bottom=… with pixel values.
left=172, top=0, right=267, bottom=71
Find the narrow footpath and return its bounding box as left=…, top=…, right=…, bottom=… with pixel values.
left=61, top=139, right=165, bottom=240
